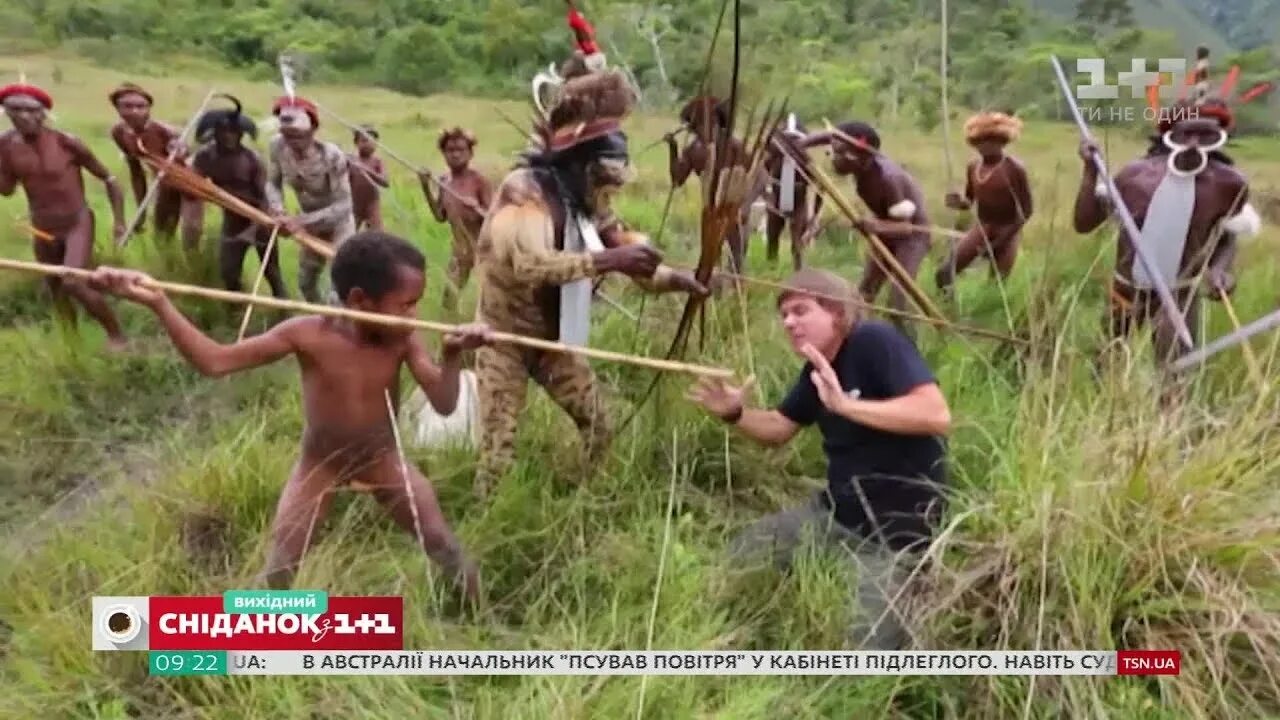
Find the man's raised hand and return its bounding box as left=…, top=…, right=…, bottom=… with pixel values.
left=686, top=376, right=754, bottom=420
left=800, top=343, right=857, bottom=415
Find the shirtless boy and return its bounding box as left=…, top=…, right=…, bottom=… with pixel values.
left=89, top=231, right=486, bottom=600
left=801, top=122, right=931, bottom=324
left=350, top=126, right=388, bottom=232
left=108, top=82, right=203, bottom=248
left=0, top=83, right=129, bottom=348
left=419, top=127, right=492, bottom=312
left=935, top=111, right=1033, bottom=292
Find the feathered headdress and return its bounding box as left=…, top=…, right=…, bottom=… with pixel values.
left=533, top=1, right=609, bottom=116
left=534, top=69, right=637, bottom=154
left=963, top=111, right=1022, bottom=143
left=196, top=94, right=257, bottom=143
left=1146, top=46, right=1274, bottom=134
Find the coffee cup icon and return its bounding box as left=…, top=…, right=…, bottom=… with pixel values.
left=101, top=604, right=141, bottom=645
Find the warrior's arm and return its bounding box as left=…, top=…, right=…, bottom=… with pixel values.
left=476, top=174, right=494, bottom=214
left=668, top=140, right=693, bottom=187
left=598, top=217, right=684, bottom=293
left=149, top=296, right=299, bottom=377
left=69, top=135, right=126, bottom=228
left=0, top=152, right=14, bottom=196
left=1210, top=183, right=1252, bottom=272
left=404, top=332, right=463, bottom=415
left=798, top=131, right=833, bottom=148
left=264, top=143, right=287, bottom=215
left=1010, top=159, right=1033, bottom=221
left=491, top=202, right=597, bottom=285
left=294, top=151, right=353, bottom=227
left=369, top=157, right=389, bottom=188
left=861, top=175, right=925, bottom=242
left=111, top=127, right=148, bottom=206
left=419, top=174, right=447, bottom=222
left=1073, top=151, right=1109, bottom=233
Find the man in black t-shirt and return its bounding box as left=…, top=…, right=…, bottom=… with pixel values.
left=687, top=268, right=950, bottom=649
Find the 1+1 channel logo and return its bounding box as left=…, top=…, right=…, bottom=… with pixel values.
left=1072, top=58, right=1201, bottom=124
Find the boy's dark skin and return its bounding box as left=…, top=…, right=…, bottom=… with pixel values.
left=109, top=88, right=203, bottom=248
left=192, top=125, right=287, bottom=298
left=88, top=235, right=486, bottom=602
left=350, top=129, right=388, bottom=231
left=419, top=133, right=492, bottom=311
left=0, top=94, right=129, bottom=348
left=936, top=136, right=1033, bottom=289
left=1072, top=117, right=1244, bottom=364
left=801, top=129, right=930, bottom=321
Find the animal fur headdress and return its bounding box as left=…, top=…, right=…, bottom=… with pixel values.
left=195, top=94, right=257, bottom=143
left=109, top=82, right=153, bottom=107
left=535, top=69, right=636, bottom=154
left=964, top=111, right=1021, bottom=143
left=1145, top=46, right=1274, bottom=135
left=532, top=2, right=609, bottom=116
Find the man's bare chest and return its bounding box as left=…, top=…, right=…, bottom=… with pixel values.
left=4, top=140, right=75, bottom=183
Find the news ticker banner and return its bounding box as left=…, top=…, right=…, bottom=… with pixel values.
left=93, top=594, right=1181, bottom=678
left=146, top=650, right=1182, bottom=677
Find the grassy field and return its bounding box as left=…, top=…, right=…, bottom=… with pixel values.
left=2, top=50, right=1280, bottom=718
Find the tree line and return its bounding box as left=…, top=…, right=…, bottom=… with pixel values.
left=5, top=0, right=1277, bottom=133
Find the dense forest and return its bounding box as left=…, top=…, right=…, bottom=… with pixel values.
left=3, top=0, right=1277, bottom=131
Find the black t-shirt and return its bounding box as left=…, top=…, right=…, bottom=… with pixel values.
left=777, top=320, right=947, bottom=551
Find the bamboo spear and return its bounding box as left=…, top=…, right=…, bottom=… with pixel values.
left=236, top=226, right=281, bottom=341
left=134, top=148, right=334, bottom=258
left=117, top=89, right=218, bottom=248
left=773, top=133, right=947, bottom=323
left=0, top=257, right=735, bottom=380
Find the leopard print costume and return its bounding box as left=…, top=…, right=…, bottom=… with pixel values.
left=472, top=166, right=681, bottom=497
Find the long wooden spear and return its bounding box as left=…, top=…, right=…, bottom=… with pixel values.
left=773, top=133, right=947, bottom=323
left=1049, top=54, right=1194, bottom=351
left=0, top=257, right=735, bottom=380
left=117, top=89, right=218, bottom=248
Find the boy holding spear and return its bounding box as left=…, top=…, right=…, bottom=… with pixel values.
left=88, top=231, right=485, bottom=600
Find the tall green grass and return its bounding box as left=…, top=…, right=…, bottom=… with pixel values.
left=1, top=52, right=1279, bottom=719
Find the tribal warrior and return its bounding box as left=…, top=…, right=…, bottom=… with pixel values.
left=763, top=114, right=824, bottom=270
left=936, top=111, right=1033, bottom=291
left=665, top=96, right=754, bottom=276
left=0, top=83, right=129, bottom=348
left=802, top=122, right=931, bottom=325
left=192, top=95, right=287, bottom=298
left=266, top=96, right=356, bottom=303
left=419, top=127, right=492, bottom=313
left=108, top=82, right=203, bottom=248
left=1073, top=99, right=1259, bottom=365
left=472, top=63, right=706, bottom=498
left=349, top=125, right=388, bottom=232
